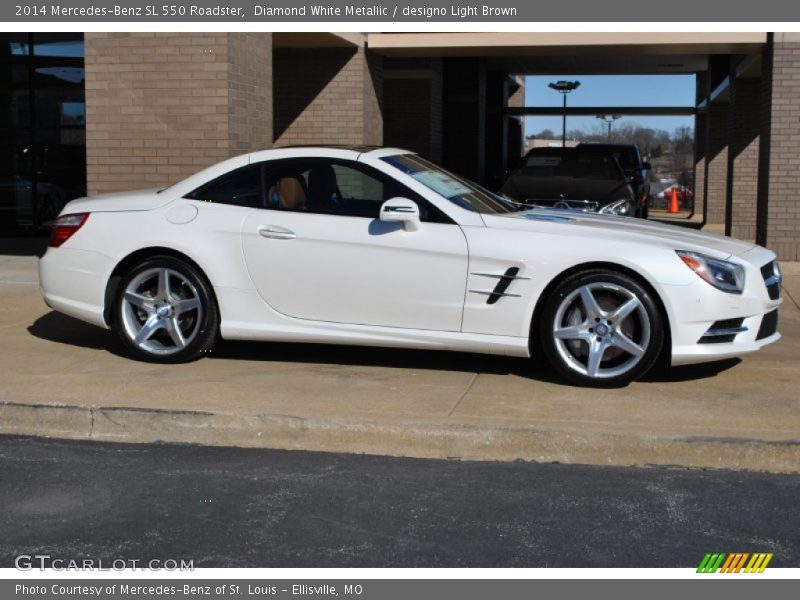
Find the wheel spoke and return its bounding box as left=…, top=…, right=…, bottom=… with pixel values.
left=133, top=316, right=163, bottom=345
left=554, top=324, right=592, bottom=341
left=579, top=285, right=605, bottom=320
left=157, top=268, right=171, bottom=301
left=121, top=266, right=206, bottom=355
left=611, top=331, right=644, bottom=357
left=124, top=291, right=154, bottom=312
left=610, top=297, right=641, bottom=323
left=165, top=317, right=187, bottom=348
left=173, top=297, right=201, bottom=314
left=586, top=338, right=609, bottom=377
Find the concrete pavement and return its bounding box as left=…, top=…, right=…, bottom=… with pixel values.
left=1, top=254, right=799, bottom=472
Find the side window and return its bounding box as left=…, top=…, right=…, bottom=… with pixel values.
left=184, top=164, right=263, bottom=208
left=263, top=158, right=452, bottom=224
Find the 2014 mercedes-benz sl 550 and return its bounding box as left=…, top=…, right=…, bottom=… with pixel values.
left=39, top=146, right=782, bottom=387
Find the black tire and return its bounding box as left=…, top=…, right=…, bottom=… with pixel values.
left=538, top=269, right=664, bottom=387
left=112, top=256, right=218, bottom=363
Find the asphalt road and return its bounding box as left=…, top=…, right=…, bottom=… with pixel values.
left=1, top=435, right=798, bottom=568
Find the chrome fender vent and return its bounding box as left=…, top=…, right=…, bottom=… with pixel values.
left=469, top=268, right=530, bottom=305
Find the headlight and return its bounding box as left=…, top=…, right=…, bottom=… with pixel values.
left=676, top=250, right=745, bottom=294
left=599, top=198, right=631, bottom=216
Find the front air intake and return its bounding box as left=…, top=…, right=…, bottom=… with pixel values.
left=698, top=318, right=746, bottom=344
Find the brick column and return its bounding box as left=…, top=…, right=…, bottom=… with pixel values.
left=84, top=33, right=272, bottom=196
left=693, top=111, right=707, bottom=218
left=757, top=34, right=800, bottom=260
left=228, top=33, right=274, bottom=156
left=273, top=46, right=383, bottom=146
left=692, top=73, right=708, bottom=218
left=442, top=58, right=486, bottom=183
left=507, top=77, right=525, bottom=170
left=484, top=71, right=508, bottom=190
left=383, top=58, right=443, bottom=163
left=705, top=103, right=729, bottom=225
left=726, top=75, right=760, bottom=241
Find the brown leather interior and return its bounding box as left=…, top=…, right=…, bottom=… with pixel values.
left=268, top=176, right=307, bottom=210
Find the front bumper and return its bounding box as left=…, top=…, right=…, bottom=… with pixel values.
left=671, top=313, right=780, bottom=366
left=667, top=252, right=782, bottom=366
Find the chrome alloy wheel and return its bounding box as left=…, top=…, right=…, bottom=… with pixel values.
left=120, top=267, right=203, bottom=356
left=552, top=282, right=651, bottom=379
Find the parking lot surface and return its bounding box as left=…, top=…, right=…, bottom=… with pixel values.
left=1, top=255, right=799, bottom=471
left=1, top=435, right=798, bottom=567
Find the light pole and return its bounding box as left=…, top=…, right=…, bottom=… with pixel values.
left=548, top=80, right=581, bottom=147
left=596, top=114, right=622, bottom=140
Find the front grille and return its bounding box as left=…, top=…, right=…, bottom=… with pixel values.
left=761, top=261, right=782, bottom=300
left=698, top=318, right=746, bottom=344
left=756, top=310, right=779, bottom=340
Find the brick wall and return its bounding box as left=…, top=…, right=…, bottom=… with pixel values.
left=273, top=46, right=383, bottom=146
left=705, top=104, right=729, bottom=225
left=727, top=77, right=760, bottom=241
left=84, top=32, right=272, bottom=195
left=383, top=58, right=443, bottom=162
left=760, top=37, right=800, bottom=260
left=693, top=111, right=707, bottom=218
left=228, top=33, right=273, bottom=156
left=756, top=41, right=774, bottom=251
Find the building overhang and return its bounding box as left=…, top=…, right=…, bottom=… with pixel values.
left=273, top=33, right=364, bottom=49
left=367, top=32, right=767, bottom=57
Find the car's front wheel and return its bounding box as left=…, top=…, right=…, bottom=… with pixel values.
left=539, top=269, right=664, bottom=387
left=113, top=256, right=218, bottom=363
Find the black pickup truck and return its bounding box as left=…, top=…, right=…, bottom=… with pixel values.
left=500, top=147, right=638, bottom=217
left=578, top=142, right=652, bottom=218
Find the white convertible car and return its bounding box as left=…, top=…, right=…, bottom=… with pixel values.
left=39, top=146, right=782, bottom=387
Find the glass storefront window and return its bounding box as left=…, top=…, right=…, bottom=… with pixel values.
left=0, top=33, right=86, bottom=232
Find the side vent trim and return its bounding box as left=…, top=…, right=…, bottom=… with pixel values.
left=468, top=267, right=524, bottom=305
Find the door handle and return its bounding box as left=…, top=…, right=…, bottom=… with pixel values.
left=258, top=225, right=296, bottom=240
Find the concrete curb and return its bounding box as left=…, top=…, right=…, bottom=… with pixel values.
left=2, top=401, right=799, bottom=473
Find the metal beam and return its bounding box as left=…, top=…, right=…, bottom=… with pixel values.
left=506, top=106, right=696, bottom=117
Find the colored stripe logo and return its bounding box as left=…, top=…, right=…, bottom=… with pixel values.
left=697, top=553, right=773, bottom=573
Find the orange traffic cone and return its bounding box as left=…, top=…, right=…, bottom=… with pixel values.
left=668, top=188, right=680, bottom=214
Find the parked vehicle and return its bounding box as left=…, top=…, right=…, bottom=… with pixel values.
left=40, top=146, right=782, bottom=387
left=0, top=177, right=67, bottom=230
left=578, top=142, right=652, bottom=218
left=499, top=147, right=637, bottom=217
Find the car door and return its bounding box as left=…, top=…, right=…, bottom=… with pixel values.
left=241, top=157, right=469, bottom=331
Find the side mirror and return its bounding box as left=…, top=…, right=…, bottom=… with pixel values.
left=642, top=162, right=652, bottom=171
left=380, top=198, right=421, bottom=231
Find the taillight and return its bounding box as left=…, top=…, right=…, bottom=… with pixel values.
left=49, top=213, right=89, bottom=248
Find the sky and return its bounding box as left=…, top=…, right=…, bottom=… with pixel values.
left=523, top=74, right=696, bottom=138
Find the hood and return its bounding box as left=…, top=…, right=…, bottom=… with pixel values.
left=487, top=208, right=756, bottom=258
left=60, top=188, right=172, bottom=214
left=501, top=176, right=630, bottom=205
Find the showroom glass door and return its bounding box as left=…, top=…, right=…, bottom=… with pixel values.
left=0, top=33, right=86, bottom=233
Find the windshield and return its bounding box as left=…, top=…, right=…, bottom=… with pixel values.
left=601, top=147, right=639, bottom=171
left=520, top=149, right=623, bottom=182
left=580, top=145, right=640, bottom=171
left=381, top=154, right=518, bottom=214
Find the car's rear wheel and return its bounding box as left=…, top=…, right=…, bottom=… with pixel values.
left=539, top=269, right=664, bottom=387
left=113, top=256, right=218, bottom=363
